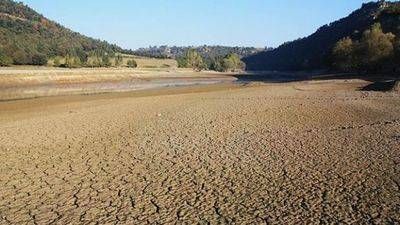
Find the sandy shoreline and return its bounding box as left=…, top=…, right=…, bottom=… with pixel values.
left=0, top=67, right=315, bottom=101
left=0, top=79, right=399, bottom=224
left=0, top=67, right=240, bottom=101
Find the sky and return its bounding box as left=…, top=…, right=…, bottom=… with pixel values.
left=20, top=0, right=371, bottom=50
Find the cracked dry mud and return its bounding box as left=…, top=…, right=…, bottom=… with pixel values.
left=0, top=80, right=399, bottom=224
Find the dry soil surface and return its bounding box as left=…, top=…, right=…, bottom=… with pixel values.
left=0, top=80, right=399, bottom=224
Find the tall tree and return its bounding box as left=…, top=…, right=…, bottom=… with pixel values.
left=332, top=37, right=356, bottom=72
left=222, top=53, right=245, bottom=72
left=115, top=54, right=123, bottom=67
left=184, top=49, right=205, bottom=71
left=359, top=23, right=395, bottom=70
left=0, top=49, right=12, bottom=66
left=332, top=23, right=396, bottom=73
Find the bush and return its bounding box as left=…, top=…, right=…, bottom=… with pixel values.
left=210, top=57, right=224, bottom=72
left=177, top=57, right=187, bottom=68
left=114, top=54, right=123, bottom=67
left=102, top=54, right=112, bottom=67
left=11, top=50, right=30, bottom=65
left=187, top=49, right=205, bottom=71
left=127, top=59, right=137, bottom=68
left=31, top=54, right=48, bottom=66
left=63, top=54, right=82, bottom=68
left=53, top=57, right=61, bottom=67
left=332, top=37, right=356, bottom=72
left=210, top=53, right=245, bottom=72
left=178, top=49, right=205, bottom=71
left=0, top=51, right=13, bottom=66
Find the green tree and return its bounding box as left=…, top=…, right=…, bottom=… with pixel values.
left=177, top=57, right=187, bottom=68
left=332, top=23, right=396, bottom=73
left=64, top=54, right=82, bottom=68
left=210, top=56, right=224, bottom=72
left=359, top=23, right=395, bottom=70
left=73, top=57, right=82, bottom=67
left=115, top=54, right=123, bottom=67
left=332, top=37, right=356, bottom=72
left=0, top=50, right=13, bottom=66
left=221, top=53, right=245, bottom=72
left=182, top=49, right=205, bottom=71
left=31, top=54, right=48, bottom=66
left=53, top=57, right=61, bottom=67
left=102, top=53, right=111, bottom=67
left=87, top=51, right=102, bottom=67
left=127, top=59, right=137, bottom=68
left=12, top=50, right=30, bottom=65
left=393, top=38, right=400, bottom=72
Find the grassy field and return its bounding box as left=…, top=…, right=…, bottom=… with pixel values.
left=122, top=54, right=178, bottom=68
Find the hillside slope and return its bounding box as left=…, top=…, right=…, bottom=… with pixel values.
left=0, top=0, right=123, bottom=65
left=133, top=45, right=264, bottom=59
left=244, top=1, right=399, bottom=71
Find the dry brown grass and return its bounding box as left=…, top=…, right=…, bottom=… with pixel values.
left=124, top=55, right=178, bottom=68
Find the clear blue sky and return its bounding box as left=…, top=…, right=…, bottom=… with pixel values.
left=20, top=0, right=371, bottom=50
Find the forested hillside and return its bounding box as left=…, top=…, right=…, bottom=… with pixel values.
left=0, top=0, right=123, bottom=66
left=133, top=45, right=264, bottom=60
left=132, top=45, right=263, bottom=72
left=244, top=1, right=400, bottom=74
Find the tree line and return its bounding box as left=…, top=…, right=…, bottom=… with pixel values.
left=0, top=47, right=138, bottom=68
left=332, top=23, right=399, bottom=74
left=177, top=49, right=245, bottom=72
left=133, top=45, right=263, bottom=59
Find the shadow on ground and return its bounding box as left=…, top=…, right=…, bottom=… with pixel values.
left=232, top=72, right=310, bottom=83
left=232, top=72, right=399, bottom=92
left=360, top=80, right=399, bottom=92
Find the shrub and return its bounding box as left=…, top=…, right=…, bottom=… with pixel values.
left=332, top=37, right=356, bottom=72
left=53, top=57, right=61, bottom=67
left=63, top=54, right=82, bottom=68
left=114, top=54, right=123, bottom=67
left=178, top=49, right=205, bottom=71
left=211, top=53, right=246, bottom=72
left=127, top=59, right=137, bottom=68
left=210, top=57, right=224, bottom=72
left=0, top=51, right=13, bottom=66
left=31, top=54, right=48, bottom=66
left=102, top=54, right=112, bottom=67
left=177, top=57, right=187, bottom=68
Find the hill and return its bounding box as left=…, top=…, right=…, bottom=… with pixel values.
left=243, top=1, right=400, bottom=72
left=133, top=45, right=264, bottom=59
left=0, top=0, right=124, bottom=66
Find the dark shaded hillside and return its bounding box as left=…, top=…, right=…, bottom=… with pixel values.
left=0, top=0, right=123, bottom=65
left=244, top=1, right=396, bottom=71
